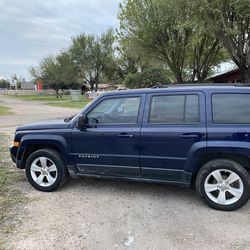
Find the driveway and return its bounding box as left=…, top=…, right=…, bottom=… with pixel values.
left=0, top=95, right=250, bottom=250
left=0, top=96, right=79, bottom=136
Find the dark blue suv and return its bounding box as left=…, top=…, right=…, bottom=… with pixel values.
left=10, top=86, right=250, bottom=210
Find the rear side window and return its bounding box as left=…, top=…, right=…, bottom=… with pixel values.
left=149, top=94, right=199, bottom=124
left=212, top=94, right=250, bottom=124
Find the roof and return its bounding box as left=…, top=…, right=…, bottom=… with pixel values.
left=101, top=84, right=250, bottom=96
left=207, top=68, right=240, bottom=81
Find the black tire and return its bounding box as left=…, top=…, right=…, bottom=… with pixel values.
left=25, top=149, right=68, bottom=192
left=196, top=159, right=250, bottom=211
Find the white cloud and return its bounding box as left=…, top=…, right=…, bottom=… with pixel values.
left=0, top=0, right=120, bottom=79
left=0, top=58, right=36, bottom=65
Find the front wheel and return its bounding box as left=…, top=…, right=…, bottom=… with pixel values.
left=25, top=149, right=68, bottom=192
left=196, top=159, right=250, bottom=211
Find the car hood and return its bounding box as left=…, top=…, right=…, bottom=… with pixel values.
left=16, top=118, right=70, bottom=131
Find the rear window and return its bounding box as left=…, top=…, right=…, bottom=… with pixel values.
left=212, top=93, right=250, bottom=124
left=149, top=94, right=200, bottom=124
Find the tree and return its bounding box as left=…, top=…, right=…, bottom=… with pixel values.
left=187, top=29, right=227, bottom=82
left=69, top=29, right=116, bottom=90
left=124, top=68, right=170, bottom=88
left=56, top=52, right=80, bottom=89
left=116, top=33, right=175, bottom=86
left=30, top=53, right=80, bottom=97
left=118, top=0, right=226, bottom=83
left=198, top=0, right=250, bottom=82
left=0, top=79, right=10, bottom=89
left=115, top=38, right=148, bottom=79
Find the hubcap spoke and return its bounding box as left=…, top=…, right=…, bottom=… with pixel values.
left=211, top=170, right=223, bottom=183
left=48, top=164, right=57, bottom=172
left=228, top=187, right=243, bottom=199
left=47, top=173, right=56, bottom=185
left=205, top=183, right=218, bottom=192
left=31, top=163, right=42, bottom=172
left=217, top=191, right=226, bottom=204
left=226, top=172, right=240, bottom=185
left=40, top=157, right=48, bottom=168
left=35, top=174, right=45, bottom=185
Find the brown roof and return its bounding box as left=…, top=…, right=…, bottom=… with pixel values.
left=207, top=68, right=240, bottom=81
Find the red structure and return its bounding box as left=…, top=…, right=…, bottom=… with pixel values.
left=36, top=80, right=43, bottom=91
left=207, top=69, right=240, bottom=83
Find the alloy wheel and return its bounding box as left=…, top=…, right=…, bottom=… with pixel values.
left=204, top=169, right=244, bottom=205
left=30, top=157, right=58, bottom=187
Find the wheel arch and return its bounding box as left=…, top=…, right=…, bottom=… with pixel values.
left=191, top=153, right=250, bottom=184
left=21, top=144, right=64, bottom=169
left=18, top=135, right=72, bottom=169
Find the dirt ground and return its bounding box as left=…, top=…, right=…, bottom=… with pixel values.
left=0, top=95, right=250, bottom=250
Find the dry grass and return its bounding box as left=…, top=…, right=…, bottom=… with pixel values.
left=0, top=134, right=25, bottom=249
left=0, top=106, right=13, bottom=116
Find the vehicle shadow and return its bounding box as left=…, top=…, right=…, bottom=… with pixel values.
left=63, top=176, right=201, bottom=205
left=60, top=176, right=250, bottom=213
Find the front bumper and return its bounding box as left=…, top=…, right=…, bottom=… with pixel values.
left=10, top=146, right=17, bottom=163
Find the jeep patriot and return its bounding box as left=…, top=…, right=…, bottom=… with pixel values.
left=10, top=86, right=250, bottom=210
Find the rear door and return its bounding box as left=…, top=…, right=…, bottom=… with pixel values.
left=140, top=91, right=206, bottom=183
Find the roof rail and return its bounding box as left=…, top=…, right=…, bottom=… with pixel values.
left=151, top=84, right=169, bottom=88
left=151, top=83, right=250, bottom=88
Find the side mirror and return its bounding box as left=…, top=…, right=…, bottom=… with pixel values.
left=77, top=114, right=88, bottom=127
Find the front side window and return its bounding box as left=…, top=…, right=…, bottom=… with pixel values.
left=149, top=94, right=199, bottom=124
left=212, top=93, right=250, bottom=124
left=87, top=97, right=141, bottom=124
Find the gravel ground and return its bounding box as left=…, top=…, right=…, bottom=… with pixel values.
left=0, top=95, right=250, bottom=250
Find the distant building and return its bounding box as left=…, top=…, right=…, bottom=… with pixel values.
left=82, top=83, right=118, bottom=92
left=10, top=82, right=17, bottom=90
left=21, top=82, right=36, bottom=90
left=98, top=83, right=117, bottom=91
left=36, top=80, right=43, bottom=91
left=207, top=68, right=240, bottom=83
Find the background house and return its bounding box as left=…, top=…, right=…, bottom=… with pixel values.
left=207, top=68, right=240, bottom=83
left=21, top=82, right=36, bottom=90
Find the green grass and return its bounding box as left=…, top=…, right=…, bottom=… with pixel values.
left=9, top=94, right=74, bottom=102
left=0, top=134, right=24, bottom=249
left=47, top=100, right=89, bottom=109
left=0, top=106, right=13, bottom=116
left=8, top=94, right=90, bottom=109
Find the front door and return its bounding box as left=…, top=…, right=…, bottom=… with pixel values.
left=71, top=94, right=145, bottom=177
left=140, top=91, right=206, bottom=182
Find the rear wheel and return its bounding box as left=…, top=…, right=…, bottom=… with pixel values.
left=196, top=159, right=250, bottom=211
left=25, top=149, right=68, bottom=192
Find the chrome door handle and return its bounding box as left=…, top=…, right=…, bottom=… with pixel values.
left=118, top=133, right=134, bottom=138
left=179, top=133, right=200, bottom=139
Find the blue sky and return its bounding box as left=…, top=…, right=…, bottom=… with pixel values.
left=0, top=0, right=120, bottom=80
